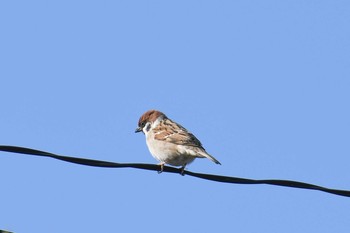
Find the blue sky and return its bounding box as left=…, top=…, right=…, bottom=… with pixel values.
left=1, top=1, right=350, bottom=232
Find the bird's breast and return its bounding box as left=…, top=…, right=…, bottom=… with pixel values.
left=145, top=135, right=195, bottom=166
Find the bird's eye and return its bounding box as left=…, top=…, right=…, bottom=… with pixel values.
left=140, top=122, right=146, bottom=128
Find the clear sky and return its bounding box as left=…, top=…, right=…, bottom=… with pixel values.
left=1, top=1, right=350, bottom=232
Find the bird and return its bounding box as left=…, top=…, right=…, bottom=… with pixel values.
left=135, top=110, right=221, bottom=174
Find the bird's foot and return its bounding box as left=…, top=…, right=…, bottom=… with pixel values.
left=180, top=164, right=187, bottom=176
left=157, top=162, right=165, bottom=174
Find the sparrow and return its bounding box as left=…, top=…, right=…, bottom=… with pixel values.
left=135, top=110, right=221, bottom=174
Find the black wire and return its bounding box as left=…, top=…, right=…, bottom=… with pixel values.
left=1, top=145, right=349, bottom=198
left=0, top=230, right=13, bottom=233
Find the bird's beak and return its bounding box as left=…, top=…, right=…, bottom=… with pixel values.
left=135, top=127, right=142, bottom=133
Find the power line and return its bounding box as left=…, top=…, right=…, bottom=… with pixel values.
left=0, top=230, right=14, bottom=233
left=1, top=145, right=349, bottom=198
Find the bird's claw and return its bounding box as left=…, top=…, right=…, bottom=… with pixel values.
left=180, top=165, right=186, bottom=176
left=158, top=163, right=165, bottom=174
left=157, top=163, right=186, bottom=176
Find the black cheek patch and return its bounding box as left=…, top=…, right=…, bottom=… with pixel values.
left=146, top=124, right=151, bottom=132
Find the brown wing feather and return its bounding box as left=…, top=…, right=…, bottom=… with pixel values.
left=154, top=119, right=204, bottom=149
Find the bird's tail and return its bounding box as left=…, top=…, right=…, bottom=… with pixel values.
left=198, top=151, right=221, bottom=165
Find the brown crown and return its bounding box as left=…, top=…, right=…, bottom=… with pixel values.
left=138, top=110, right=166, bottom=126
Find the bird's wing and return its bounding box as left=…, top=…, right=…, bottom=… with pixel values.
left=154, top=119, right=204, bottom=149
